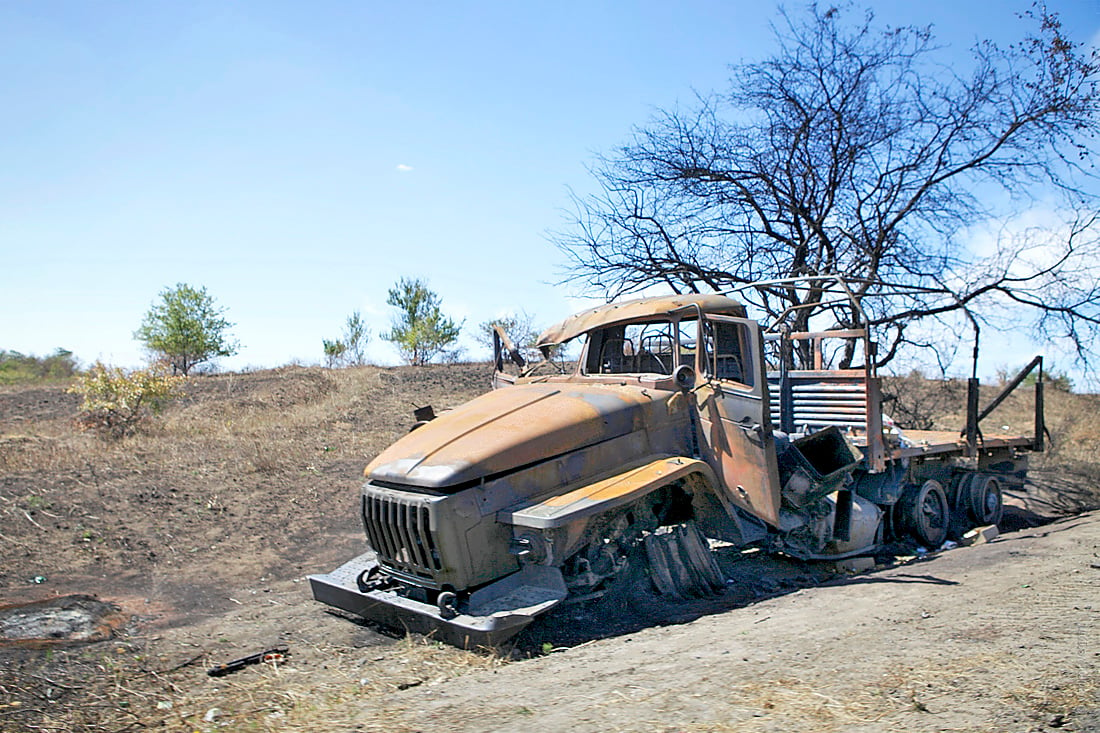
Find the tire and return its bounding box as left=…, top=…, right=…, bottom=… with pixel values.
left=897, top=480, right=950, bottom=548
left=644, top=522, right=725, bottom=599
left=966, top=474, right=1004, bottom=526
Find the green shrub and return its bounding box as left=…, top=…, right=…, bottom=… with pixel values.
left=0, top=348, right=79, bottom=384
left=68, top=362, right=184, bottom=438
left=996, top=363, right=1073, bottom=393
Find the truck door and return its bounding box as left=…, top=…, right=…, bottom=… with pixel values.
left=492, top=325, right=525, bottom=390
left=695, top=315, right=782, bottom=527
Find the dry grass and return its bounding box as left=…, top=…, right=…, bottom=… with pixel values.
left=0, top=363, right=494, bottom=732
left=129, top=636, right=507, bottom=733
left=0, top=364, right=491, bottom=593
left=1, top=365, right=1097, bottom=732
left=0, top=632, right=508, bottom=732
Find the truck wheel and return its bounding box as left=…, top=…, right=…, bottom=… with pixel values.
left=643, top=522, right=725, bottom=599
left=897, top=480, right=949, bottom=548
left=966, top=474, right=1003, bottom=526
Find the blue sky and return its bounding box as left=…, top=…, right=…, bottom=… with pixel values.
left=2, top=1, right=1098, bottom=378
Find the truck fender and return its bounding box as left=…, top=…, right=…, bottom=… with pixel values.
left=497, top=456, right=720, bottom=531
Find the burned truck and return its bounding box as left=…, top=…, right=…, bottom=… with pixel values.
left=311, top=282, right=1045, bottom=646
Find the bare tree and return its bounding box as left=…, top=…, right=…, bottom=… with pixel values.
left=555, top=4, right=1100, bottom=369
left=475, top=310, right=543, bottom=362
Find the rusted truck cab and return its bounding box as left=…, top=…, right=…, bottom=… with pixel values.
left=311, top=290, right=1043, bottom=647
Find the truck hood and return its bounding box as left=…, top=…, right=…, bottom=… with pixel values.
left=365, top=383, right=663, bottom=489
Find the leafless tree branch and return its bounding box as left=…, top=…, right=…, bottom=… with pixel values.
left=554, top=3, right=1100, bottom=369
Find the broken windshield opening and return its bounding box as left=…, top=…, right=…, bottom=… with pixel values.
left=583, top=319, right=697, bottom=376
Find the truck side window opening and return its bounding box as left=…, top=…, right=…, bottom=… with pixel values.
left=705, top=320, right=753, bottom=387
left=676, top=319, right=697, bottom=367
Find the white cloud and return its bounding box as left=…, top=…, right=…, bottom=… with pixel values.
left=395, top=163, right=414, bottom=172
left=962, top=206, right=1092, bottom=275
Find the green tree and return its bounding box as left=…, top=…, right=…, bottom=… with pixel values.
left=382, top=278, right=463, bottom=366
left=322, top=311, right=370, bottom=368
left=0, top=348, right=79, bottom=385
left=322, top=339, right=348, bottom=368
left=134, top=284, right=239, bottom=375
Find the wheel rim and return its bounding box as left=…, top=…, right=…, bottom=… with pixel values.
left=968, top=475, right=1003, bottom=525
left=912, top=480, right=948, bottom=547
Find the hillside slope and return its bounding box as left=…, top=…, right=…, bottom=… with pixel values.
left=0, top=364, right=1097, bottom=731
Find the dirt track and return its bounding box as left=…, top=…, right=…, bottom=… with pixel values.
left=74, top=510, right=1091, bottom=733
left=366, top=512, right=1099, bottom=732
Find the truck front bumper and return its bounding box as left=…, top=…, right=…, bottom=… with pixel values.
left=309, top=553, right=567, bottom=648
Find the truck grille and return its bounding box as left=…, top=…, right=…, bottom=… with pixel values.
left=361, top=492, right=443, bottom=580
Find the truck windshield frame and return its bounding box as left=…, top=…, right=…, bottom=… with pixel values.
left=581, top=318, right=697, bottom=377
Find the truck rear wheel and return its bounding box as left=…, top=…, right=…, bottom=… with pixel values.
left=897, top=480, right=949, bottom=548
left=965, top=474, right=1004, bottom=526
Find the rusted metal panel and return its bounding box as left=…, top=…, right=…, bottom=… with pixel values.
left=863, top=377, right=886, bottom=472
left=781, top=329, right=868, bottom=341
left=892, top=429, right=1034, bottom=459
left=366, top=383, right=660, bottom=488
left=499, top=456, right=719, bottom=530
left=309, top=553, right=567, bottom=648
left=696, top=384, right=783, bottom=528
left=536, top=294, right=746, bottom=348
left=766, top=374, right=872, bottom=435
left=362, top=492, right=442, bottom=579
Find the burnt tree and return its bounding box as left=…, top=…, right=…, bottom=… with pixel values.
left=556, top=5, right=1100, bottom=370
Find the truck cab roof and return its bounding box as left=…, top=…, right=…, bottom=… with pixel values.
left=536, top=293, right=747, bottom=348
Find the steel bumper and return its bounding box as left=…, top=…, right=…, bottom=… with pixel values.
left=309, top=553, right=567, bottom=648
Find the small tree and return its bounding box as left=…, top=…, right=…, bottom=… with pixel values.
left=134, top=284, right=239, bottom=375
left=68, top=362, right=184, bottom=438
left=344, top=310, right=371, bottom=366
left=382, top=278, right=463, bottom=366
left=322, top=339, right=348, bottom=368
left=322, top=311, right=371, bottom=368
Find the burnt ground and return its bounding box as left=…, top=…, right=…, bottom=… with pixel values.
left=0, top=365, right=1097, bottom=732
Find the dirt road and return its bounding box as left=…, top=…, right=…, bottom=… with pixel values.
left=112, top=510, right=1097, bottom=732
left=361, top=513, right=1099, bottom=732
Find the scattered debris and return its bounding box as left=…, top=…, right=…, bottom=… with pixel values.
left=206, top=646, right=289, bottom=677
left=961, top=525, right=1000, bottom=546
left=834, top=557, right=875, bottom=574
